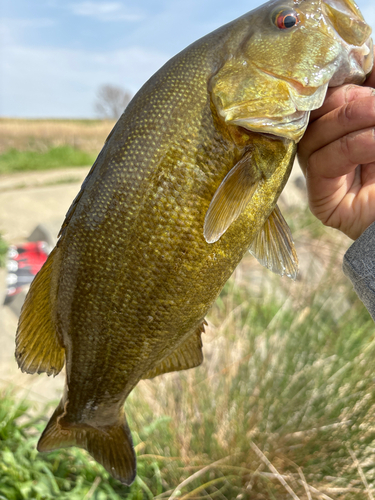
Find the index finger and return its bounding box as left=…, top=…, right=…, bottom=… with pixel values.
left=309, top=47, right=375, bottom=122
left=309, top=85, right=375, bottom=122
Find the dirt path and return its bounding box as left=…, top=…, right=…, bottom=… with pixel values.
left=0, top=167, right=89, bottom=404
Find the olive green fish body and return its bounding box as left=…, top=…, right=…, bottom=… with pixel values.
left=16, top=0, right=373, bottom=485
left=54, top=31, right=297, bottom=407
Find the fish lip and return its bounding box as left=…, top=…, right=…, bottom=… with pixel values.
left=222, top=35, right=373, bottom=143
left=327, top=37, right=374, bottom=87
left=230, top=110, right=310, bottom=143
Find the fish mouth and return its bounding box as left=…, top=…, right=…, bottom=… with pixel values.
left=223, top=81, right=328, bottom=143
left=223, top=36, right=373, bottom=144
left=328, top=36, right=373, bottom=86
left=230, top=110, right=310, bottom=143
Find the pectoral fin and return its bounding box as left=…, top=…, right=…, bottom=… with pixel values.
left=142, top=321, right=206, bottom=379
left=249, top=205, right=298, bottom=280
left=204, top=151, right=262, bottom=243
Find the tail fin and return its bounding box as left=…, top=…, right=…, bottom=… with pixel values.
left=37, top=400, right=136, bottom=485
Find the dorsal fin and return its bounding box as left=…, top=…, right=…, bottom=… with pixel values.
left=249, top=204, right=298, bottom=280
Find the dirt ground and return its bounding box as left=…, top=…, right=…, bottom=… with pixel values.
left=0, top=162, right=314, bottom=407
left=0, top=167, right=90, bottom=405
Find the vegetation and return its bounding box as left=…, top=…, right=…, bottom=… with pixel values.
left=0, top=118, right=114, bottom=156
left=1, top=119, right=374, bottom=498
left=0, top=147, right=96, bottom=175
left=94, top=84, right=132, bottom=120
left=0, top=117, right=116, bottom=174
left=0, top=234, right=7, bottom=267
left=1, top=254, right=375, bottom=498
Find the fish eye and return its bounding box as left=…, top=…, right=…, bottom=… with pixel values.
left=273, top=9, right=299, bottom=29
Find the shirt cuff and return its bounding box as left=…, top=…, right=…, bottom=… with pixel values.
left=343, top=221, right=375, bottom=321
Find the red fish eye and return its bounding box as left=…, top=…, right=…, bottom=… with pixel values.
left=274, top=9, right=299, bottom=29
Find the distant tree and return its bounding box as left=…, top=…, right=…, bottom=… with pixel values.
left=94, top=84, right=132, bottom=120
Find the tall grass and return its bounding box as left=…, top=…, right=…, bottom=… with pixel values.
left=0, top=118, right=114, bottom=155
left=1, top=125, right=373, bottom=497
left=2, top=243, right=375, bottom=498
left=0, top=118, right=114, bottom=174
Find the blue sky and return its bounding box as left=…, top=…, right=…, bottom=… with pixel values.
left=1, top=0, right=374, bottom=119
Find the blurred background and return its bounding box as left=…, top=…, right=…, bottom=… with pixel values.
left=1, top=1, right=375, bottom=499
left=1, top=0, right=374, bottom=119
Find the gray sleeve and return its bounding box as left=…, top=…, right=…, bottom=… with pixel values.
left=343, top=222, right=375, bottom=321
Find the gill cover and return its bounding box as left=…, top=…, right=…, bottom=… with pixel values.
left=210, top=0, right=373, bottom=142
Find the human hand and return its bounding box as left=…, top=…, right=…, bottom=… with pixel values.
left=298, top=58, right=375, bottom=240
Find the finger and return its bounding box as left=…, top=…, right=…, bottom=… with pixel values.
left=298, top=95, right=375, bottom=173
left=310, top=47, right=375, bottom=121
left=309, top=85, right=375, bottom=122
left=307, top=160, right=375, bottom=240
left=307, top=127, right=375, bottom=181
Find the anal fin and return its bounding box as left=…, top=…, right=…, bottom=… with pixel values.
left=38, top=399, right=136, bottom=485
left=142, top=321, right=206, bottom=379
left=15, top=247, right=65, bottom=376
left=249, top=204, right=298, bottom=280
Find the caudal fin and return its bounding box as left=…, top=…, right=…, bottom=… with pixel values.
left=37, top=400, right=136, bottom=485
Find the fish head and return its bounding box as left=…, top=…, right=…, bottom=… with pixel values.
left=210, top=0, right=373, bottom=142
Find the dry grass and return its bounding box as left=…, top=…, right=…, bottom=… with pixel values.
left=2, top=119, right=375, bottom=498
left=0, top=118, right=115, bottom=154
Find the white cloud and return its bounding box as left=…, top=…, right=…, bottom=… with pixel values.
left=69, top=2, right=144, bottom=22
left=0, top=17, right=56, bottom=44
left=0, top=44, right=168, bottom=118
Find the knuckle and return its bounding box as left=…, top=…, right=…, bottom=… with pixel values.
left=344, top=84, right=374, bottom=103
left=339, top=134, right=352, bottom=159
left=336, top=100, right=353, bottom=127
left=343, top=101, right=354, bottom=122
left=344, top=84, right=363, bottom=103
left=343, top=84, right=358, bottom=102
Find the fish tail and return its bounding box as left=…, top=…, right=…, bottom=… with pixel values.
left=37, top=399, right=136, bottom=485
left=16, top=247, right=65, bottom=376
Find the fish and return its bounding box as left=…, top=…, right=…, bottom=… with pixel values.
left=15, top=0, right=373, bottom=485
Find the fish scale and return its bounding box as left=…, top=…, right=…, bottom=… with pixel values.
left=15, top=0, right=373, bottom=485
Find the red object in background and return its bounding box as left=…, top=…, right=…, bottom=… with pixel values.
left=5, top=241, right=49, bottom=300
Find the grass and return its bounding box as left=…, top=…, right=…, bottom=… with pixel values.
left=0, top=147, right=96, bottom=174
left=0, top=234, right=7, bottom=267
left=0, top=118, right=114, bottom=155
left=0, top=117, right=115, bottom=175
left=1, top=117, right=374, bottom=497
left=2, top=245, right=375, bottom=498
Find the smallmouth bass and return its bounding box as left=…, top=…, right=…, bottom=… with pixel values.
left=16, top=0, right=373, bottom=485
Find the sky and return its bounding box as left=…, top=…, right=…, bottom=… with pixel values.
left=1, top=0, right=375, bottom=119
